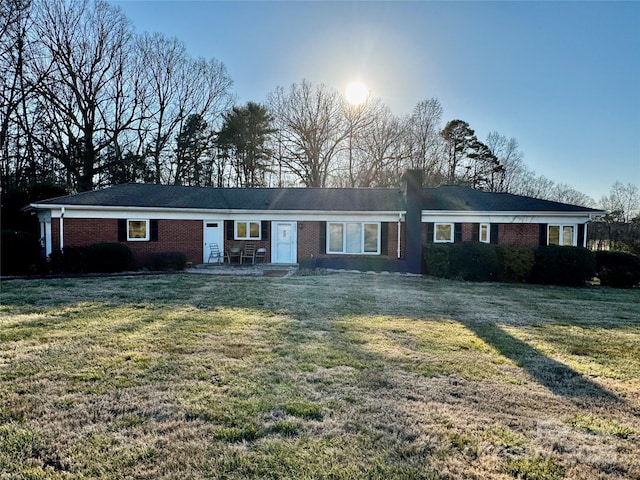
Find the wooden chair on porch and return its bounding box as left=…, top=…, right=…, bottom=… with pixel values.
left=241, top=243, right=257, bottom=264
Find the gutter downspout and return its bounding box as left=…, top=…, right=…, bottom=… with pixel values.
left=60, top=207, right=65, bottom=251
left=397, top=213, right=402, bottom=259
left=584, top=214, right=591, bottom=248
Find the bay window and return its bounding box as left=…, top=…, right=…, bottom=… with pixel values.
left=327, top=222, right=380, bottom=254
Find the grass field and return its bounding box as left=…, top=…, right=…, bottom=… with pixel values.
left=0, top=272, right=639, bottom=479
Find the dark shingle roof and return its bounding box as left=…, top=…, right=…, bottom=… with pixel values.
left=32, top=183, right=601, bottom=214
left=34, top=183, right=406, bottom=212
left=421, top=185, right=601, bottom=213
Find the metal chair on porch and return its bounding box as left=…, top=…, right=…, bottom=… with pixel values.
left=255, top=247, right=267, bottom=263
left=226, top=246, right=242, bottom=264
left=207, top=243, right=223, bottom=264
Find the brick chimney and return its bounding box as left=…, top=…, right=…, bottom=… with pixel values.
left=404, top=170, right=423, bottom=274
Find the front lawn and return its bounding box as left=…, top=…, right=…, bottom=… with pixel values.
left=1, top=273, right=638, bottom=479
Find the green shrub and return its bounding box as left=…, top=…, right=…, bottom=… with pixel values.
left=0, top=230, right=42, bottom=275
left=145, top=252, right=188, bottom=271
left=50, top=247, right=89, bottom=274
left=86, top=243, right=133, bottom=273
left=50, top=243, right=133, bottom=274
left=449, top=242, right=500, bottom=282
left=532, top=245, right=596, bottom=287
left=497, top=244, right=535, bottom=283
left=596, top=251, right=640, bottom=288
left=423, top=243, right=451, bottom=278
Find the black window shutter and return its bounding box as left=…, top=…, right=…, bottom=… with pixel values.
left=226, top=220, right=234, bottom=240
left=454, top=223, right=462, bottom=243
left=539, top=224, right=548, bottom=246
left=490, top=224, right=499, bottom=244
left=472, top=223, right=480, bottom=242
left=150, top=220, right=159, bottom=241
left=426, top=223, right=434, bottom=243
left=380, top=222, right=389, bottom=255
left=577, top=224, right=584, bottom=247
left=261, top=221, right=270, bottom=241
left=118, top=219, right=126, bottom=242
left=319, top=221, right=326, bottom=254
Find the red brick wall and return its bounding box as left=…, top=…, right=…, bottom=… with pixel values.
left=462, top=223, right=474, bottom=242
left=60, top=218, right=203, bottom=266
left=498, top=223, right=540, bottom=248
left=297, top=221, right=320, bottom=261
left=422, top=221, right=541, bottom=248
left=63, top=218, right=119, bottom=246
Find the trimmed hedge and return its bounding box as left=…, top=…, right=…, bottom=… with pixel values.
left=423, top=243, right=451, bottom=278
left=449, top=242, right=500, bottom=282
left=50, top=247, right=88, bottom=274
left=1, top=230, right=43, bottom=275
left=532, top=245, right=596, bottom=287
left=497, top=244, right=535, bottom=283
left=424, top=242, right=600, bottom=287
left=423, top=242, right=499, bottom=282
left=51, top=243, right=133, bottom=274
left=86, top=243, right=133, bottom=273
left=145, top=252, right=188, bottom=271
left=596, top=251, right=640, bottom=288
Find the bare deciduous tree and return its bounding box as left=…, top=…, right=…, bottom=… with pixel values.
left=267, top=79, right=347, bottom=187
left=600, top=182, right=640, bottom=222
left=30, top=0, right=138, bottom=191
left=350, top=100, right=404, bottom=187
left=485, top=131, right=525, bottom=192
left=402, top=98, right=443, bottom=186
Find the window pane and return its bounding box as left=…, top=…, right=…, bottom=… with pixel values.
left=435, top=224, right=452, bottom=242
left=562, top=226, right=574, bottom=246
left=250, top=222, right=260, bottom=238
left=329, top=223, right=343, bottom=252
left=346, top=223, right=362, bottom=253
left=237, top=222, right=247, bottom=238
left=480, top=224, right=489, bottom=243
left=364, top=224, right=378, bottom=253
left=548, top=226, right=560, bottom=245
left=128, top=220, right=147, bottom=239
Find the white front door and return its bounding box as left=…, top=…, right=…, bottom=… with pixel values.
left=271, top=222, right=297, bottom=264
left=203, top=221, right=223, bottom=263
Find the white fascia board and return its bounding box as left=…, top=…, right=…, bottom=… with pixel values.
left=421, top=210, right=605, bottom=224
left=31, top=204, right=404, bottom=222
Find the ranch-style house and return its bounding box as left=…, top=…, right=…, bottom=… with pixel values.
left=26, top=171, right=604, bottom=274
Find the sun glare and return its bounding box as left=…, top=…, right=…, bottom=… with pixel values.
left=345, top=81, right=369, bottom=105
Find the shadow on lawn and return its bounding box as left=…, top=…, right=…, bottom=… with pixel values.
left=461, top=320, right=620, bottom=403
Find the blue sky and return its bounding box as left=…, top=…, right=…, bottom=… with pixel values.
left=112, top=0, right=639, bottom=201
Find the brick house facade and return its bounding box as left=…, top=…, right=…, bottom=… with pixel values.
left=28, top=171, right=603, bottom=274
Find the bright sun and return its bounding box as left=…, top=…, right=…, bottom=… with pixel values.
left=345, top=81, right=369, bottom=105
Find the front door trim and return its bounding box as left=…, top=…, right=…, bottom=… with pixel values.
left=271, top=221, right=297, bottom=264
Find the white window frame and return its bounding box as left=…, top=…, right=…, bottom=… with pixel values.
left=326, top=222, right=380, bottom=255
left=235, top=221, right=261, bottom=240
left=547, top=224, right=577, bottom=246
left=434, top=223, right=455, bottom=243
left=127, top=219, right=149, bottom=241
left=479, top=223, right=491, bottom=243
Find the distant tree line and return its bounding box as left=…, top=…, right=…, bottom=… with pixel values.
left=2, top=0, right=638, bottom=247
left=1, top=0, right=234, bottom=193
